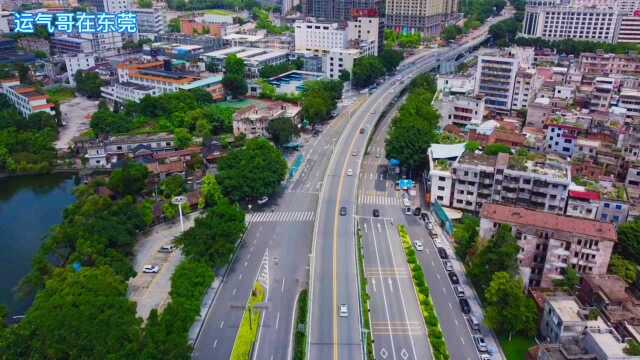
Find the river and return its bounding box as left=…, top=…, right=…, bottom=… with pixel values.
left=0, top=175, right=76, bottom=316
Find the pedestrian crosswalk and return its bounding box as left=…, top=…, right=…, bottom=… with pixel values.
left=246, top=211, right=315, bottom=224
left=358, top=194, right=402, bottom=206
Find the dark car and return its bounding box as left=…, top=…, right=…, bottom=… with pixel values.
left=413, top=207, right=421, bottom=216
left=372, top=209, right=380, bottom=217
left=459, top=298, right=471, bottom=314
left=420, top=213, right=428, bottom=222
left=448, top=272, right=460, bottom=285
left=360, top=127, right=365, bottom=134
left=437, top=247, right=448, bottom=259
left=340, top=206, right=347, bottom=216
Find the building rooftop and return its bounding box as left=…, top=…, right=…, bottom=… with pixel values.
left=119, top=82, right=155, bottom=91
left=457, top=152, right=497, bottom=167
left=481, top=203, right=618, bottom=241
left=506, top=154, right=569, bottom=180
left=429, top=143, right=467, bottom=160
left=549, top=296, right=583, bottom=323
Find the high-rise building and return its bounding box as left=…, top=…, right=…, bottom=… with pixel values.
left=131, top=8, right=166, bottom=35
left=303, top=0, right=383, bottom=21
left=83, top=0, right=131, bottom=12
left=474, top=53, right=520, bottom=114
left=385, top=0, right=458, bottom=36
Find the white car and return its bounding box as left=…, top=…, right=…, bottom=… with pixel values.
left=347, top=169, right=353, bottom=176
left=426, top=222, right=434, bottom=230
left=433, top=238, right=443, bottom=247
left=352, top=151, right=359, bottom=156
left=339, top=304, right=349, bottom=317
left=414, top=241, right=424, bottom=251
left=257, top=196, right=269, bottom=205
left=158, top=245, right=175, bottom=253
left=143, top=265, right=160, bottom=273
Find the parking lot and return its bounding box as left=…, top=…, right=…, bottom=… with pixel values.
left=128, top=212, right=199, bottom=320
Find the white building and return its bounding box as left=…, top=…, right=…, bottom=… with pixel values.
left=522, top=4, right=620, bottom=43
left=437, top=74, right=475, bottom=95
left=201, top=47, right=290, bottom=78
left=618, top=88, right=640, bottom=116
left=436, top=94, right=485, bottom=127
left=0, top=79, right=55, bottom=117
left=64, top=53, right=95, bottom=86
left=131, top=8, right=166, bottom=35
left=427, top=143, right=466, bottom=206
left=474, top=53, right=520, bottom=113
left=294, top=21, right=348, bottom=55
left=545, top=123, right=581, bottom=157
left=0, top=10, right=10, bottom=33
left=512, top=67, right=540, bottom=110
left=80, top=32, right=122, bottom=57
left=346, top=16, right=380, bottom=56
left=101, top=82, right=159, bottom=104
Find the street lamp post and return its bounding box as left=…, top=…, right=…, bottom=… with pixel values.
left=172, top=195, right=187, bottom=232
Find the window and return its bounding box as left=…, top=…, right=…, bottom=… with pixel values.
left=601, top=213, right=608, bottom=221
left=613, top=215, right=620, bottom=223
left=604, top=203, right=610, bottom=208
left=615, top=204, right=622, bottom=210
left=438, top=186, right=445, bottom=191
left=438, top=176, right=446, bottom=181
left=437, top=195, right=444, bottom=201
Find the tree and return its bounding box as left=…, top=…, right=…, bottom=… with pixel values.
left=380, top=48, right=403, bottom=73
left=267, top=117, right=299, bottom=146
left=468, top=224, right=520, bottom=297
left=160, top=175, right=185, bottom=198
left=1, top=267, right=141, bottom=359
left=107, top=161, right=149, bottom=196
left=552, top=267, right=580, bottom=294
left=618, top=220, right=640, bottom=263
left=138, top=0, right=153, bottom=7
left=352, top=56, right=385, bottom=89
left=625, top=340, right=640, bottom=356
left=453, top=215, right=479, bottom=262
left=177, top=200, right=245, bottom=267
left=199, top=175, right=223, bottom=208
left=609, top=255, right=638, bottom=284
left=442, top=25, right=463, bottom=41
left=222, top=55, right=248, bottom=99
left=484, top=143, right=511, bottom=155
left=302, top=79, right=343, bottom=124
left=217, top=138, right=287, bottom=201
left=173, top=127, right=192, bottom=149
left=75, top=71, right=105, bottom=99
left=338, top=69, right=351, bottom=82
left=90, top=107, right=132, bottom=135
left=465, top=141, right=481, bottom=152
left=168, top=18, right=180, bottom=32
left=489, top=18, right=521, bottom=46
left=163, top=202, right=178, bottom=220
left=385, top=88, right=439, bottom=170
left=485, top=272, right=537, bottom=339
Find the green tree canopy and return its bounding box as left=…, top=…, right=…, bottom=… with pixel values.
left=222, top=55, right=248, bottom=99
left=485, top=272, right=538, bottom=338
left=199, top=174, right=223, bottom=208
left=2, top=267, right=141, bottom=359
left=484, top=143, right=512, bottom=156
left=352, top=56, right=385, bottom=88
left=618, top=220, right=640, bottom=263
left=267, top=117, right=299, bottom=146
left=216, top=138, right=288, bottom=201
left=302, top=79, right=343, bottom=124
left=453, top=215, right=479, bottom=262
left=75, top=71, right=105, bottom=99
left=609, top=255, right=638, bottom=284
left=380, top=48, right=403, bottom=73
left=442, top=25, right=463, bottom=42
left=160, top=175, right=185, bottom=198
left=177, top=200, right=245, bottom=267
left=108, top=161, right=149, bottom=196
left=552, top=267, right=580, bottom=294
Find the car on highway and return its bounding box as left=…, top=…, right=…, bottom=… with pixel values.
left=426, top=222, right=434, bottom=230
left=437, top=247, right=448, bottom=259
left=448, top=272, right=460, bottom=285
left=459, top=298, right=471, bottom=314
left=158, top=245, right=175, bottom=253
left=467, top=315, right=481, bottom=331
left=360, top=127, right=365, bottom=134
left=474, top=335, right=489, bottom=353
left=453, top=285, right=465, bottom=298
left=347, top=169, right=353, bottom=176
left=479, top=354, right=492, bottom=360
left=352, top=151, right=359, bottom=156
left=257, top=196, right=269, bottom=205
left=443, top=260, right=454, bottom=272
left=143, top=265, right=160, bottom=273
left=340, top=206, right=347, bottom=216
left=414, top=240, right=424, bottom=251
left=339, top=304, right=349, bottom=317
left=372, top=209, right=380, bottom=217
left=433, top=237, right=443, bottom=247
left=429, top=231, right=438, bottom=240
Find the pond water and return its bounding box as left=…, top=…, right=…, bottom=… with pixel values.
left=0, top=174, right=76, bottom=315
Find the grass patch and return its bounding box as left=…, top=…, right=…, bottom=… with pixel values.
left=46, top=86, right=75, bottom=104
left=206, top=9, right=233, bottom=15
left=357, top=229, right=375, bottom=360
left=293, top=289, right=308, bottom=360
left=398, top=225, right=450, bottom=360
left=500, top=336, right=535, bottom=360
left=230, top=283, right=266, bottom=360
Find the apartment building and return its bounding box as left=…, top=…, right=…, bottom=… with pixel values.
left=450, top=153, right=496, bottom=212
left=101, top=82, right=159, bottom=105
left=436, top=94, right=485, bottom=127
left=232, top=100, right=302, bottom=138
left=618, top=88, right=640, bottom=116
left=545, top=122, right=582, bottom=157
left=80, top=32, right=123, bottom=57
left=51, top=35, right=93, bottom=55
left=512, top=67, right=540, bottom=110
left=303, top=0, right=383, bottom=22
left=522, top=4, right=620, bottom=43
left=64, top=54, right=95, bottom=86
left=596, top=184, right=630, bottom=225
left=131, top=8, right=166, bottom=35
left=474, top=52, right=522, bottom=113
left=85, top=133, right=175, bottom=168
left=480, top=203, right=617, bottom=287
left=579, top=52, right=640, bottom=76
left=541, top=296, right=606, bottom=343
left=346, top=16, right=381, bottom=55
left=427, top=143, right=467, bottom=206
left=566, top=189, right=600, bottom=219
left=492, top=153, right=571, bottom=215
left=201, top=47, right=290, bottom=78
left=294, top=21, right=349, bottom=55
left=590, top=77, right=618, bottom=112
left=0, top=79, right=55, bottom=117
left=385, top=0, right=458, bottom=36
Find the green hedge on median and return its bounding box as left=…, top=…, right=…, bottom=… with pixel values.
left=398, top=225, right=450, bottom=360
left=357, top=230, right=375, bottom=360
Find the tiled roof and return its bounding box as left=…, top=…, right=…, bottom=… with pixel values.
left=481, top=203, right=617, bottom=242
left=569, top=190, right=601, bottom=201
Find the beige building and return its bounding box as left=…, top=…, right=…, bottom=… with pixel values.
left=480, top=203, right=617, bottom=288
left=233, top=100, right=302, bottom=139
left=385, top=0, right=458, bottom=35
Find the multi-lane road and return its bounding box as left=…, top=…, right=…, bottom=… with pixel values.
left=192, top=9, right=513, bottom=360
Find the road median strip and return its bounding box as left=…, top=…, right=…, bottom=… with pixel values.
left=397, top=225, right=450, bottom=360
left=292, top=289, right=308, bottom=360
left=357, top=228, right=375, bottom=360
left=230, top=282, right=266, bottom=360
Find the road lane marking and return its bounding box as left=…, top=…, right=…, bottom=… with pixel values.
left=213, top=339, right=218, bottom=348
left=232, top=288, right=237, bottom=295
left=442, top=287, right=446, bottom=294
left=372, top=278, right=377, bottom=292
left=275, top=312, right=280, bottom=329
left=449, top=303, right=453, bottom=310
left=387, top=278, right=394, bottom=292
left=460, top=337, right=465, bottom=345
left=244, top=261, right=248, bottom=267
left=281, top=277, right=285, bottom=293
left=220, top=321, right=224, bottom=328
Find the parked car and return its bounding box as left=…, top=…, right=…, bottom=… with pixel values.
left=437, top=247, right=448, bottom=259
left=340, top=206, right=347, bottom=216
left=433, top=237, right=443, bottom=247
left=352, top=151, right=359, bottom=156
left=347, top=169, right=353, bottom=176
left=443, top=260, right=454, bottom=272
left=429, top=231, right=438, bottom=240
left=257, top=196, right=269, bottom=205
left=453, top=285, right=465, bottom=298
left=474, top=335, right=489, bottom=353
left=467, top=315, right=481, bottom=331
left=158, top=245, right=175, bottom=253
left=414, top=240, right=424, bottom=251
left=426, top=222, right=434, bottom=230
left=339, top=304, right=349, bottom=317
left=143, top=265, right=160, bottom=273
left=373, top=209, right=380, bottom=217
left=420, top=213, right=428, bottom=222
left=459, top=298, right=471, bottom=314
left=448, top=272, right=460, bottom=285
left=413, top=207, right=421, bottom=216
left=360, top=127, right=365, bottom=134
left=479, top=354, right=492, bottom=360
